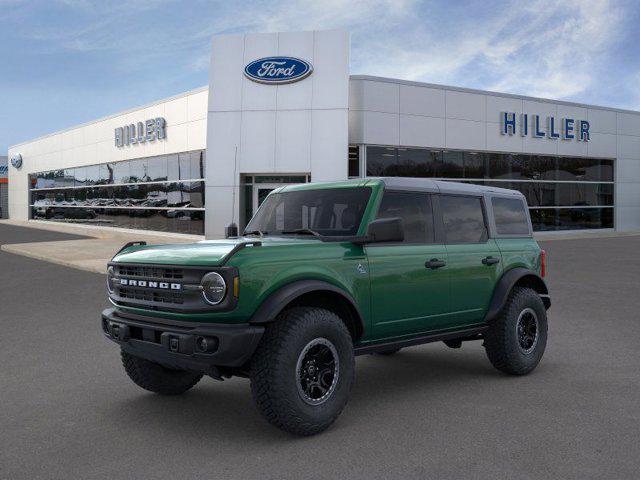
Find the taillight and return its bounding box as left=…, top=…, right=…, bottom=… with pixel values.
left=540, top=250, right=546, bottom=278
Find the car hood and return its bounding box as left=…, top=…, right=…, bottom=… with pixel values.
left=111, top=236, right=320, bottom=266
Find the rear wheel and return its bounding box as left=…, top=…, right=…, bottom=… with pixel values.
left=484, top=287, right=547, bottom=375
left=121, top=350, right=203, bottom=395
left=250, top=307, right=355, bottom=436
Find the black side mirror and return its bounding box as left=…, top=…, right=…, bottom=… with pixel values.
left=365, top=217, right=404, bottom=243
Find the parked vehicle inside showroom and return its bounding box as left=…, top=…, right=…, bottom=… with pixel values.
left=102, top=178, right=550, bottom=435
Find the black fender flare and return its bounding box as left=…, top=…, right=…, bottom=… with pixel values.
left=484, top=268, right=550, bottom=323
left=249, top=280, right=365, bottom=338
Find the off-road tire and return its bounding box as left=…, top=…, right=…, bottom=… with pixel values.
left=121, top=350, right=203, bottom=395
left=484, top=287, right=547, bottom=375
left=376, top=347, right=402, bottom=356
left=250, top=307, right=355, bottom=436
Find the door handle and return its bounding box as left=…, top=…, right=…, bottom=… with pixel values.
left=482, top=256, right=500, bottom=266
left=425, top=258, right=446, bottom=269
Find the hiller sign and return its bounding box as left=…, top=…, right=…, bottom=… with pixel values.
left=115, top=117, right=166, bottom=147
left=501, top=112, right=590, bottom=142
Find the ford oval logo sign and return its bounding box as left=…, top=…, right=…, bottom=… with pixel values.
left=244, top=56, right=313, bottom=85
left=10, top=153, right=23, bottom=169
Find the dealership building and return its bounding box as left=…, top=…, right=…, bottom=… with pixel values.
left=7, top=29, right=640, bottom=237
left=0, top=156, right=7, bottom=219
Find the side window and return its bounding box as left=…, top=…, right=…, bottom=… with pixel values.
left=440, top=195, right=487, bottom=243
left=492, top=197, right=530, bottom=235
left=376, top=191, right=434, bottom=243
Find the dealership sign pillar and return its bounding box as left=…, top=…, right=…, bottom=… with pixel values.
left=204, top=29, right=350, bottom=238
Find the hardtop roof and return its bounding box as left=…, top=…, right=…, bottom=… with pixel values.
left=278, top=177, right=523, bottom=198
left=380, top=177, right=522, bottom=197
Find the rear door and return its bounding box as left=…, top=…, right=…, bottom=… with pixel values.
left=439, top=194, right=502, bottom=327
left=366, top=190, right=450, bottom=340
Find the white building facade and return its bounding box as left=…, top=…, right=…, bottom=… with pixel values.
left=0, top=156, right=7, bottom=219
left=8, top=29, right=640, bottom=237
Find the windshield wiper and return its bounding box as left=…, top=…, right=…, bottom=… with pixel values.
left=281, top=228, right=322, bottom=237
left=244, top=229, right=267, bottom=237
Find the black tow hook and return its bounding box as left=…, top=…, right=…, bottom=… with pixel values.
left=108, top=322, right=130, bottom=341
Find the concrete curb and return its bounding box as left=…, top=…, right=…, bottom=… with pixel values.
left=0, top=219, right=204, bottom=243
left=0, top=219, right=204, bottom=275
left=535, top=231, right=640, bottom=241
left=1, top=243, right=108, bottom=274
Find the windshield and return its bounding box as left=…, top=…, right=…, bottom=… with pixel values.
left=245, top=187, right=372, bottom=237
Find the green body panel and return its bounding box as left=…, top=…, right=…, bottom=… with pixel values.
left=446, top=240, right=503, bottom=326
left=115, top=238, right=371, bottom=328
left=114, top=241, right=248, bottom=266
left=365, top=243, right=450, bottom=340
left=494, top=238, right=542, bottom=274
left=110, top=178, right=543, bottom=344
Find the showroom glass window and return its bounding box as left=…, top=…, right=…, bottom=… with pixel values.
left=29, top=150, right=206, bottom=235
left=366, top=146, right=614, bottom=231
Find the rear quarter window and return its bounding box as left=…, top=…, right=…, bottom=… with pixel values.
left=492, top=197, right=530, bottom=235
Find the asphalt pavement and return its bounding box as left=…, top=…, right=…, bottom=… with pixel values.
left=1, top=223, right=639, bottom=480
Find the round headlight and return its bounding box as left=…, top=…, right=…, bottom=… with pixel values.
left=107, top=266, right=115, bottom=294
left=201, top=272, right=227, bottom=305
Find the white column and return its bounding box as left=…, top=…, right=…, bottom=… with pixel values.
left=205, top=30, right=350, bottom=238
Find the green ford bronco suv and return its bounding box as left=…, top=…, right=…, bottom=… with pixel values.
left=102, top=178, right=550, bottom=435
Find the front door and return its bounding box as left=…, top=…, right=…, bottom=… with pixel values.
left=366, top=191, right=451, bottom=340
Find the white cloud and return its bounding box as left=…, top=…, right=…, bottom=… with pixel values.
left=483, top=0, right=623, bottom=99
left=628, top=71, right=640, bottom=110
left=344, top=0, right=625, bottom=101
left=7, top=0, right=632, bottom=104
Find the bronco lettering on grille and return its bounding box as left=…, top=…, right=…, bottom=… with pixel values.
left=119, top=278, right=181, bottom=290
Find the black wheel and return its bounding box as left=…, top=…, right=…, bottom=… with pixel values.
left=484, top=287, right=547, bottom=375
left=250, top=307, right=355, bottom=436
left=375, top=347, right=402, bottom=356
left=121, top=350, right=203, bottom=395
left=443, top=339, right=462, bottom=349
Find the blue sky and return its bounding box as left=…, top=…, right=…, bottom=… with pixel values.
left=2, top=0, right=639, bottom=153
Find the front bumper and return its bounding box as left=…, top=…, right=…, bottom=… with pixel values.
left=101, top=308, right=264, bottom=374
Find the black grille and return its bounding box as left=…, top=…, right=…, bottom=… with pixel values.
left=112, top=264, right=195, bottom=310
left=109, top=262, right=238, bottom=313
left=116, top=265, right=184, bottom=280
left=119, top=286, right=184, bottom=305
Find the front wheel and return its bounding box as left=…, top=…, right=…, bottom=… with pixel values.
left=484, top=287, right=548, bottom=375
left=250, top=307, right=355, bottom=436
left=121, top=350, right=203, bottom=395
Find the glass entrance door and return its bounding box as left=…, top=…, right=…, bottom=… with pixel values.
left=241, top=175, right=310, bottom=230
left=252, top=184, right=282, bottom=212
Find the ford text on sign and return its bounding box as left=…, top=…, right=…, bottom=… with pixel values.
left=244, top=57, right=313, bottom=84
